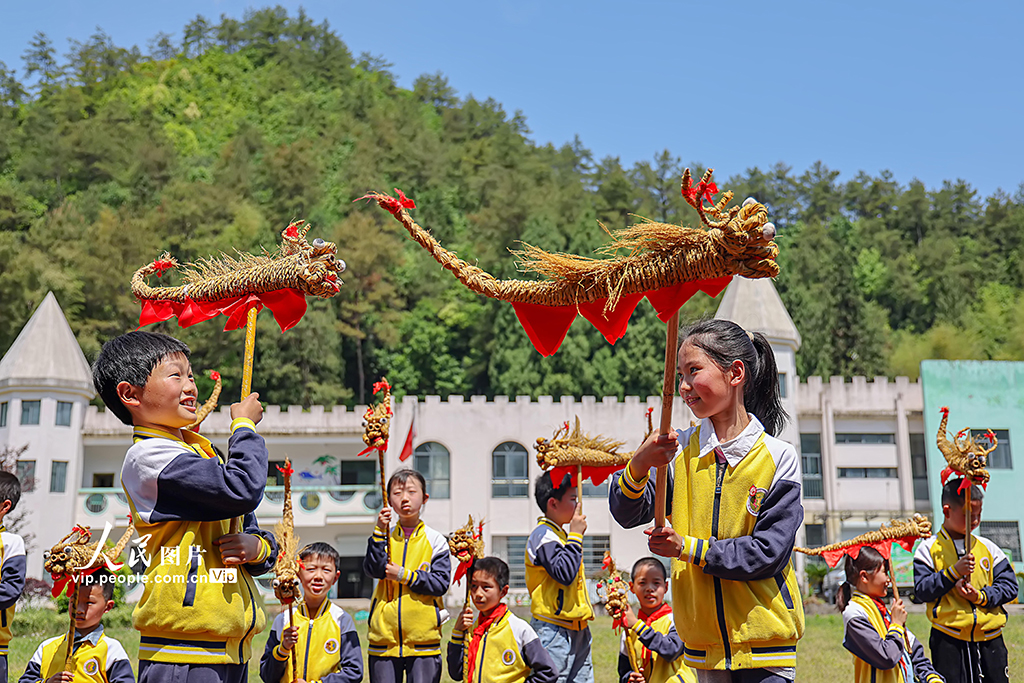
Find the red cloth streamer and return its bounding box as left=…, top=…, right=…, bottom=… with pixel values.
left=276, top=463, right=294, bottom=477
left=138, top=288, right=308, bottom=332
left=356, top=188, right=416, bottom=217
left=452, top=560, right=473, bottom=586
left=466, top=604, right=507, bottom=682
left=547, top=463, right=627, bottom=488
left=51, top=565, right=103, bottom=598
left=209, top=371, right=221, bottom=381
left=819, top=536, right=920, bottom=569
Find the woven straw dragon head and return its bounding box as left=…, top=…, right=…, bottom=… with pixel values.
left=937, top=406, right=995, bottom=486
left=279, top=221, right=345, bottom=298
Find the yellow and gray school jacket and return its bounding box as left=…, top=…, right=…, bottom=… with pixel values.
left=617, top=611, right=696, bottom=683
left=610, top=416, right=805, bottom=671
left=259, top=600, right=363, bottom=683
left=842, top=592, right=943, bottom=683
left=120, top=422, right=278, bottom=665
left=525, top=517, right=594, bottom=630
left=19, top=626, right=135, bottom=683
left=913, top=527, right=1018, bottom=642
left=363, top=520, right=451, bottom=658
left=0, top=527, right=26, bottom=654
left=446, top=609, right=557, bottom=683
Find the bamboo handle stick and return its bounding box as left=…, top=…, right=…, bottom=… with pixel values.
left=63, top=579, right=78, bottom=672
left=654, top=312, right=680, bottom=528
left=288, top=602, right=298, bottom=682
left=577, top=464, right=583, bottom=515
left=964, top=482, right=973, bottom=587
left=231, top=307, right=259, bottom=535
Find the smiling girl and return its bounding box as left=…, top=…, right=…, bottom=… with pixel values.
left=838, top=547, right=943, bottom=683
left=610, top=318, right=804, bottom=683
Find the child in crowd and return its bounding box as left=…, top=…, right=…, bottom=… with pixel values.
left=838, top=547, right=943, bottom=683
left=261, top=542, right=362, bottom=683
left=20, top=569, right=135, bottom=683
left=92, top=331, right=277, bottom=683
left=914, top=478, right=1017, bottom=683
left=447, top=557, right=556, bottom=682
left=0, top=472, right=25, bottom=683
left=610, top=319, right=805, bottom=683
left=527, top=472, right=593, bottom=683
left=363, top=469, right=450, bottom=683
left=617, top=558, right=694, bottom=683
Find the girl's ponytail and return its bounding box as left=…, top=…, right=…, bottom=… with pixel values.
left=747, top=331, right=786, bottom=437
left=836, top=581, right=853, bottom=612
left=681, top=319, right=789, bottom=436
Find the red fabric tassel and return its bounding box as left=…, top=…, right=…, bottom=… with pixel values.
left=452, top=560, right=473, bottom=586
left=512, top=302, right=577, bottom=357
left=138, top=288, right=308, bottom=332
left=547, top=463, right=628, bottom=488
left=578, top=293, right=645, bottom=345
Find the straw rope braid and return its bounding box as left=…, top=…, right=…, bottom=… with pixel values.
left=271, top=458, right=300, bottom=681
left=358, top=169, right=778, bottom=313
left=362, top=379, right=393, bottom=570
left=187, top=370, right=222, bottom=430
left=535, top=411, right=654, bottom=471
left=448, top=516, right=486, bottom=677
left=794, top=514, right=932, bottom=556
left=44, top=524, right=135, bottom=673
left=131, top=222, right=344, bottom=303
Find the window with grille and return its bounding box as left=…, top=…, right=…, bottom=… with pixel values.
left=0, top=402, right=6, bottom=427
left=910, top=433, right=930, bottom=501
left=805, top=523, right=826, bottom=547
left=492, top=442, right=529, bottom=498
left=492, top=535, right=529, bottom=589
left=970, top=429, right=1012, bottom=470
left=835, top=433, right=895, bottom=444
left=978, top=521, right=1021, bottom=563
left=15, top=460, right=35, bottom=492
left=56, top=401, right=73, bottom=427
left=413, top=442, right=450, bottom=499
left=20, top=400, right=40, bottom=425
left=582, top=536, right=611, bottom=574
left=778, top=372, right=788, bottom=399
left=838, top=468, right=898, bottom=478
left=800, top=433, right=823, bottom=499
left=582, top=481, right=608, bottom=497
left=50, top=461, right=68, bottom=493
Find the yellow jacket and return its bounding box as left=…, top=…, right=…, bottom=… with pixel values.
left=610, top=418, right=805, bottom=670
left=525, top=518, right=593, bottom=630
left=19, top=626, right=135, bottom=683
left=120, top=421, right=277, bottom=665
left=446, top=608, right=557, bottom=682
left=913, top=527, right=1018, bottom=641
left=363, top=520, right=451, bottom=657
left=0, top=527, right=26, bottom=652
left=259, top=599, right=363, bottom=683
left=618, top=608, right=696, bottom=683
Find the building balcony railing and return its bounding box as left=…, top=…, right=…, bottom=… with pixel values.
left=77, top=485, right=381, bottom=529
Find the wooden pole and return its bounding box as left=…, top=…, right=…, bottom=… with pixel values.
left=288, top=602, right=298, bottom=682
left=577, top=464, right=583, bottom=514
left=230, top=307, right=259, bottom=535
left=462, top=580, right=472, bottom=678
left=625, top=629, right=642, bottom=675
left=654, top=312, right=680, bottom=528
left=888, top=562, right=910, bottom=649
left=63, top=579, right=78, bottom=672
left=964, top=480, right=973, bottom=587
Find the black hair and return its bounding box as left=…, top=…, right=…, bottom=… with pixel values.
left=92, top=331, right=191, bottom=426
left=298, top=542, right=341, bottom=572
left=631, top=557, right=668, bottom=582
left=681, top=318, right=788, bottom=436
left=387, top=468, right=427, bottom=497
left=836, top=546, right=886, bottom=612
left=81, top=568, right=115, bottom=602
left=470, top=556, right=510, bottom=589
left=534, top=471, right=572, bottom=514
left=0, top=472, right=22, bottom=512
left=941, top=478, right=984, bottom=507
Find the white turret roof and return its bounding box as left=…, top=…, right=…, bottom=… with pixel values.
left=715, top=277, right=801, bottom=350
left=0, top=292, right=94, bottom=395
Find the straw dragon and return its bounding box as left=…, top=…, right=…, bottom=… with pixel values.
left=936, top=406, right=994, bottom=487
left=358, top=169, right=777, bottom=311
left=131, top=221, right=345, bottom=302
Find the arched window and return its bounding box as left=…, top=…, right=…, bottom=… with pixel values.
left=414, top=442, right=450, bottom=499
left=492, top=442, right=529, bottom=498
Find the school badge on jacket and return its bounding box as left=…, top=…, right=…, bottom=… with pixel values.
left=746, top=485, right=767, bottom=515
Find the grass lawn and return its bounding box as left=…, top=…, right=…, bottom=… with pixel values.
left=9, top=608, right=1023, bottom=682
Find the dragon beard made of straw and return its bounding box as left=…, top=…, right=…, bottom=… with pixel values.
left=44, top=523, right=135, bottom=672
left=357, top=169, right=778, bottom=356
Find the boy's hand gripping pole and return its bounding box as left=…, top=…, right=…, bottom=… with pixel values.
left=654, top=312, right=679, bottom=528
left=230, top=307, right=259, bottom=535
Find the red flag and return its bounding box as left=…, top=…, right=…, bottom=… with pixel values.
left=399, top=415, right=416, bottom=461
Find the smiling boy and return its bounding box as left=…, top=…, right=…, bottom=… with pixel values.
left=92, top=331, right=277, bottom=683
left=260, top=542, right=362, bottom=683
left=616, top=558, right=693, bottom=683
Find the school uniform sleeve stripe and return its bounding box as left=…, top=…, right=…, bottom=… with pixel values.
left=632, top=619, right=684, bottom=659
left=986, top=555, right=1020, bottom=607
left=19, top=642, right=45, bottom=683
left=230, top=417, right=257, bottom=433
left=680, top=536, right=709, bottom=567
left=532, top=532, right=584, bottom=586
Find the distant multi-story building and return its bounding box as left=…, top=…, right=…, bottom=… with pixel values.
left=1, top=281, right=1019, bottom=605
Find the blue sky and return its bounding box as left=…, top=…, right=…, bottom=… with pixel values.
left=2, top=1, right=1021, bottom=197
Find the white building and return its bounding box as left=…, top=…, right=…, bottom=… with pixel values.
left=0, top=282, right=931, bottom=601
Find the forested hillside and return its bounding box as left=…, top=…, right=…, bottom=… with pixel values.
left=2, top=8, right=1023, bottom=406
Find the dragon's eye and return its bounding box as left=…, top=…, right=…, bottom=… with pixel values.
left=312, top=238, right=325, bottom=247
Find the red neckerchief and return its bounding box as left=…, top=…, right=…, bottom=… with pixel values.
left=466, top=604, right=507, bottom=682
left=872, top=597, right=891, bottom=627
left=636, top=603, right=674, bottom=670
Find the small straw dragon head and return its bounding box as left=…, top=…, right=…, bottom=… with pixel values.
left=937, top=406, right=995, bottom=486
left=595, top=552, right=630, bottom=629
left=279, top=221, right=346, bottom=298
left=362, top=379, right=393, bottom=452
left=449, top=515, right=486, bottom=583
left=43, top=523, right=134, bottom=583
